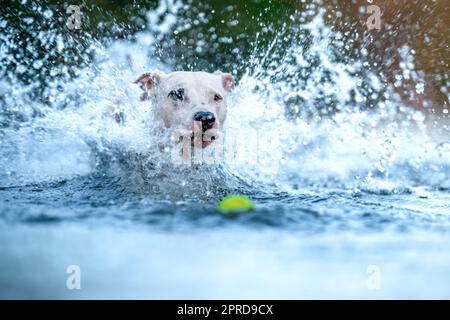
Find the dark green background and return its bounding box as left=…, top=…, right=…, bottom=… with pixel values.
left=1, top=0, right=448, bottom=116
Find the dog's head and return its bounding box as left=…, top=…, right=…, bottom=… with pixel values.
left=135, top=71, right=234, bottom=148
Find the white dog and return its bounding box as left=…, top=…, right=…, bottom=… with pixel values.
left=134, top=71, right=235, bottom=149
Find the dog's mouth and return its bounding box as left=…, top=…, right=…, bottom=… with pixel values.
left=191, top=133, right=216, bottom=148
left=191, top=129, right=218, bottom=149
left=173, top=129, right=218, bottom=149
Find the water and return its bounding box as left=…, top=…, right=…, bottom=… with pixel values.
left=0, top=0, right=449, bottom=299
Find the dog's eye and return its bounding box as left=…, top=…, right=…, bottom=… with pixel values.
left=214, top=94, right=223, bottom=102
left=168, top=88, right=184, bottom=101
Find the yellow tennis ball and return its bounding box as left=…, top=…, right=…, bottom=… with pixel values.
left=218, top=195, right=255, bottom=214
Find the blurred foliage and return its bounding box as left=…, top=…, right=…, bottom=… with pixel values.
left=0, top=0, right=298, bottom=76
left=0, top=0, right=448, bottom=113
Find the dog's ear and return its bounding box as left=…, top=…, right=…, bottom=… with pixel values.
left=215, top=71, right=235, bottom=92
left=134, top=71, right=163, bottom=100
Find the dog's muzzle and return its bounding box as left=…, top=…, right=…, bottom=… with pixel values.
left=172, top=127, right=219, bottom=149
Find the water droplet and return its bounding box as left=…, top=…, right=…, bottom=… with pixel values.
left=43, top=9, right=53, bottom=19
left=415, top=82, right=425, bottom=94
left=32, top=60, right=43, bottom=69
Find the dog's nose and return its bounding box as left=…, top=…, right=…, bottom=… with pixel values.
left=193, top=111, right=216, bottom=131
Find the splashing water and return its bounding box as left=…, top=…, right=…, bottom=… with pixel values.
left=0, top=0, right=449, bottom=298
